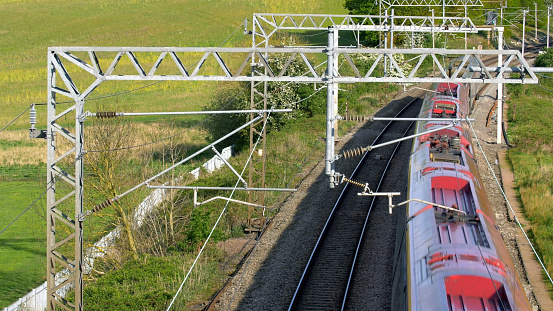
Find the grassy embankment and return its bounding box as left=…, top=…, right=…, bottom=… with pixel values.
left=0, top=0, right=350, bottom=308
left=506, top=74, right=553, bottom=295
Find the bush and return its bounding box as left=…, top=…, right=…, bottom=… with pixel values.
left=185, top=209, right=225, bottom=252
left=80, top=257, right=180, bottom=311
left=535, top=48, right=553, bottom=67
left=202, top=52, right=327, bottom=150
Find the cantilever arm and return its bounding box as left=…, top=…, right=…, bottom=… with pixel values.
left=194, top=195, right=265, bottom=209
left=391, top=198, right=466, bottom=215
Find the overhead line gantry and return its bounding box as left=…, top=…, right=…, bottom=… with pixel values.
left=45, top=12, right=542, bottom=311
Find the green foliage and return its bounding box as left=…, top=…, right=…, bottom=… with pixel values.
left=184, top=209, right=225, bottom=252
left=343, top=0, right=430, bottom=46
left=81, top=257, right=178, bottom=310
left=202, top=50, right=327, bottom=149
left=535, top=48, right=553, bottom=67
left=78, top=252, right=226, bottom=310
left=0, top=0, right=349, bottom=308
left=506, top=53, right=553, bottom=294
left=201, top=85, right=251, bottom=149
left=344, top=0, right=429, bottom=17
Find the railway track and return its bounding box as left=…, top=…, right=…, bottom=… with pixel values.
left=213, top=39, right=548, bottom=311
left=286, top=42, right=548, bottom=309
left=288, top=92, right=424, bottom=310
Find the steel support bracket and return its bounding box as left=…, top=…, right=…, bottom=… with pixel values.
left=29, top=128, right=47, bottom=139
left=357, top=191, right=401, bottom=214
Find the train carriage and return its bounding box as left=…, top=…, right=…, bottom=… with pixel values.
left=403, top=83, right=531, bottom=310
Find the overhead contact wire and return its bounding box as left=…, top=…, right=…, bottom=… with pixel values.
left=0, top=186, right=49, bottom=236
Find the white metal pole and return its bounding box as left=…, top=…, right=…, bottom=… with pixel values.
left=547, top=6, right=551, bottom=48
left=501, top=1, right=504, bottom=26
left=523, top=9, right=527, bottom=56
left=432, top=9, right=436, bottom=76
left=326, top=26, right=336, bottom=187
left=432, top=9, right=435, bottom=49
left=74, top=99, right=84, bottom=311
left=46, top=51, right=56, bottom=311
left=465, top=3, right=468, bottom=49
left=534, top=2, right=538, bottom=41
left=391, top=9, right=394, bottom=50
left=333, top=28, right=339, bottom=139
left=384, top=9, right=388, bottom=74
left=497, top=28, right=504, bottom=144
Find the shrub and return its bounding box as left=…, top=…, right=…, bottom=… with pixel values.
left=202, top=51, right=326, bottom=150
left=535, top=48, right=553, bottom=67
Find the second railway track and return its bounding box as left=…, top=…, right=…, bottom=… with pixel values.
left=288, top=91, right=424, bottom=311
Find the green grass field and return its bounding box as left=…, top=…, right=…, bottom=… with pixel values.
left=0, top=0, right=348, bottom=308
left=507, top=75, right=553, bottom=294
left=0, top=181, right=47, bottom=308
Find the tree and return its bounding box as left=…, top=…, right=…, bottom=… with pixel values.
left=202, top=46, right=325, bottom=149
left=343, top=1, right=439, bottom=47
left=85, top=117, right=143, bottom=261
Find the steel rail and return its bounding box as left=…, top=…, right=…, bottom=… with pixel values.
left=341, top=120, right=415, bottom=310
left=288, top=94, right=422, bottom=310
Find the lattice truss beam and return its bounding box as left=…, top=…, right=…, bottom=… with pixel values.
left=252, top=14, right=477, bottom=46
left=380, top=0, right=482, bottom=7
left=49, top=47, right=538, bottom=88
left=253, top=13, right=477, bottom=32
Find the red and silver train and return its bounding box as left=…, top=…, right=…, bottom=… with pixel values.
left=394, top=82, right=532, bottom=310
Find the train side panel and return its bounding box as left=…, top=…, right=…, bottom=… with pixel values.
left=404, top=83, right=531, bottom=311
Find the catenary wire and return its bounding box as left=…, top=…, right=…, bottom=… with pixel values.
left=536, top=72, right=553, bottom=79
left=535, top=84, right=553, bottom=93
left=0, top=177, right=56, bottom=235
left=166, top=108, right=273, bottom=311
left=0, top=186, right=49, bottom=236
left=226, top=74, right=388, bottom=310
left=0, top=104, right=32, bottom=133
left=87, top=51, right=330, bottom=153
left=0, top=23, right=248, bottom=234
left=452, top=147, right=507, bottom=309
left=30, top=21, right=248, bottom=107
left=0, top=157, right=76, bottom=236
left=0, top=22, right=247, bottom=133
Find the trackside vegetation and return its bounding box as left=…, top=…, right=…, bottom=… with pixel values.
left=0, top=0, right=351, bottom=309
left=506, top=48, right=553, bottom=295
left=3, top=0, right=553, bottom=309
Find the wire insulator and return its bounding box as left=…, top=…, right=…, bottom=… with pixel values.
left=342, top=146, right=367, bottom=159
left=96, top=111, right=117, bottom=119
left=92, top=198, right=113, bottom=213
left=30, top=105, right=37, bottom=128
left=343, top=115, right=374, bottom=122
left=342, top=177, right=367, bottom=189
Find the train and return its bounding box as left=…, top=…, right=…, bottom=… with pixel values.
left=391, top=81, right=532, bottom=311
